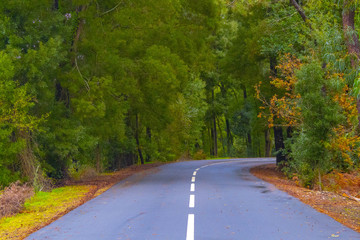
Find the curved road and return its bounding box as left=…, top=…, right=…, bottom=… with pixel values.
left=27, top=158, right=360, bottom=240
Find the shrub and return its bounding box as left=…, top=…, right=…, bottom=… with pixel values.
left=69, top=165, right=98, bottom=181
left=0, top=181, right=34, bottom=218
left=192, top=150, right=207, bottom=160
left=290, top=62, right=343, bottom=187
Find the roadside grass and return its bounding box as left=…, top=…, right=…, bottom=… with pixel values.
left=0, top=185, right=94, bottom=240
left=0, top=163, right=163, bottom=240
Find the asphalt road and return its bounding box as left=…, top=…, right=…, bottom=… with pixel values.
left=27, top=158, right=360, bottom=240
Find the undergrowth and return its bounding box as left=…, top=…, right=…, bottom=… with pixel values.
left=0, top=185, right=93, bottom=240
left=0, top=181, right=34, bottom=219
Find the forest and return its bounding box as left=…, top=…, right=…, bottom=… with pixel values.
left=1, top=0, right=360, bottom=189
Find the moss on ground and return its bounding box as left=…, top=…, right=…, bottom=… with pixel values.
left=0, top=185, right=94, bottom=240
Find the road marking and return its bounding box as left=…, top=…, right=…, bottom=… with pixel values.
left=193, top=171, right=197, bottom=176
left=196, top=168, right=200, bottom=171
left=186, top=214, right=194, bottom=240
left=190, top=183, right=195, bottom=192
left=191, top=177, right=196, bottom=182
left=189, top=195, right=195, bottom=208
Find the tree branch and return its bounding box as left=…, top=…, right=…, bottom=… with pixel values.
left=289, top=0, right=309, bottom=24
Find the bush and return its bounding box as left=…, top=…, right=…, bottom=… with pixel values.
left=290, top=62, right=343, bottom=187
left=0, top=181, right=34, bottom=218
left=192, top=150, right=207, bottom=160
left=68, top=165, right=98, bottom=181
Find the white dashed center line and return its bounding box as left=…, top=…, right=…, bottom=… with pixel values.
left=190, top=183, right=195, bottom=192
left=191, top=177, right=196, bottom=182
left=189, top=194, right=195, bottom=208
left=193, top=171, right=197, bottom=176
left=186, top=214, right=195, bottom=240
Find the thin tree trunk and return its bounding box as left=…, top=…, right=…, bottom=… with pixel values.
left=242, top=86, right=253, bottom=157
left=273, top=126, right=286, bottom=165
left=135, top=114, right=144, bottom=165
left=217, top=117, right=226, bottom=154
left=258, top=142, right=262, bottom=157
left=226, top=118, right=232, bottom=156
left=289, top=0, right=308, bottom=23
left=342, top=5, right=360, bottom=67
left=209, top=127, right=213, bottom=156
left=213, top=116, right=218, bottom=157
left=270, top=55, right=286, bottom=165
left=265, top=129, right=271, bottom=157
left=95, top=144, right=101, bottom=172
left=247, top=133, right=252, bottom=157
left=53, top=0, right=59, bottom=10
left=146, top=127, right=151, bottom=162
left=212, top=90, right=218, bottom=157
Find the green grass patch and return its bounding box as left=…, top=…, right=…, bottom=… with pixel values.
left=0, top=185, right=93, bottom=240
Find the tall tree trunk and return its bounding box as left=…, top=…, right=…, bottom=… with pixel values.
left=226, top=118, right=232, bottom=156
left=212, top=90, right=218, bottom=157
left=270, top=55, right=286, bottom=165
left=265, top=129, right=271, bottom=157
left=342, top=5, right=360, bottom=67
left=52, top=0, right=71, bottom=107
left=213, top=116, right=218, bottom=157
left=242, top=86, right=253, bottom=157
left=135, top=114, right=144, bottom=165
left=95, top=144, right=101, bottom=172
left=258, top=142, right=262, bottom=157
left=146, top=127, right=151, bottom=162
left=209, top=127, right=213, bottom=156
left=273, top=126, right=286, bottom=165
left=217, top=117, right=226, bottom=154
left=247, top=133, right=252, bottom=157
left=342, top=3, right=360, bottom=129
left=53, top=0, right=59, bottom=10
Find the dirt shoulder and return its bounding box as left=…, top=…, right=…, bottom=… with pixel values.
left=62, top=163, right=164, bottom=197
left=0, top=163, right=164, bottom=240
left=250, top=164, right=360, bottom=233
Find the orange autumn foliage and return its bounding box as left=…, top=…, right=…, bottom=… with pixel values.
left=328, top=80, right=360, bottom=167
left=255, top=53, right=302, bottom=128
left=256, top=53, right=360, bottom=168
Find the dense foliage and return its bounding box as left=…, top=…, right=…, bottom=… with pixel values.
left=1, top=0, right=360, bottom=188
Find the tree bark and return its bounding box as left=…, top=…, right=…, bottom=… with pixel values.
left=273, top=126, right=286, bottom=165
left=289, top=0, right=308, bottom=23
left=146, top=127, right=151, bottom=162
left=270, top=56, right=286, bottom=165
left=209, top=127, right=213, bottom=156
left=212, top=90, right=218, bottom=157
left=342, top=3, right=360, bottom=129
left=342, top=5, right=360, bottom=67
left=95, top=144, right=101, bottom=172
left=213, top=116, right=218, bottom=157
left=247, top=133, right=252, bottom=157
left=217, top=117, right=226, bottom=154
left=226, top=118, right=233, bottom=156
left=53, top=0, right=59, bottom=10
left=265, top=129, right=271, bottom=157
left=135, top=114, right=144, bottom=165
